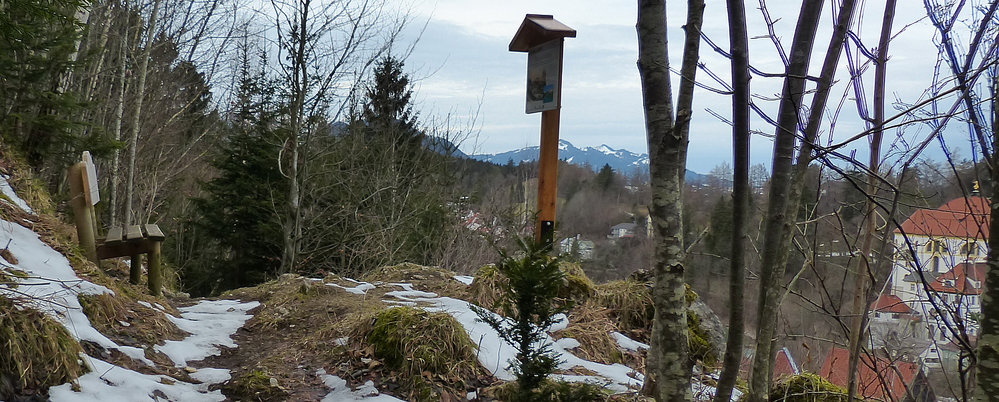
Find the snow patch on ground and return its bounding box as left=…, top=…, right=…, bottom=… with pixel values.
left=0, top=174, right=33, bottom=213
left=48, top=357, right=227, bottom=402
left=453, top=275, right=474, bottom=285
left=317, top=369, right=405, bottom=401
left=611, top=331, right=649, bottom=351
left=327, top=281, right=376, bottom=295
left=157, top=299, right=259, bottom=367
left=548, top=313, right=569, bottom=332
left=0, top=183, right=258, bottom=401
left=381, top=284, right=644, bottom=393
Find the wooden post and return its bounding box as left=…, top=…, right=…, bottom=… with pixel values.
left=130, top=255, right=142, bottom=285
left=68, top=163, right=98, bottom=263
left=147, top=242, right=162, bottom=296
left=509, top=15, right=575, bottom=248
left=536, top=107, right=560, bottom=246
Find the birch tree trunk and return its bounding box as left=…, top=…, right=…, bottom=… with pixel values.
left=714, top=0, right=749, bottom=399
left=110, top=6, right=133, bottom=227
left=278, top=0, right=311, bottom=274
left=124, top=0, right=162, bottom=225
left=637, top=0, right=703, bottom=400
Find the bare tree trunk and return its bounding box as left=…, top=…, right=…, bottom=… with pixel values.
left=714, top=0, right=748, bottom=399
left=846, top=1, right=895, bottom=398
left=279, top=0, right=310, bottom=274
left=124, top=0, right=162, bottom=225
left=637, top=0, right=703, bottom=400
left=109, top=6, right=132, bottom=227
left=746, top=2, right=823, bottom=400
left=975, top=48, right=999, bottom=401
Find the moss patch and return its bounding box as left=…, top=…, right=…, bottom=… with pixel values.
left=686, top=311, right=717, bottom=367
left=0, top=296, right=87, bottom=399
left=485, top=379, right=610, bottom=401
left=353, top=306, right=486, bottom=401
left=221, top=368, right=288, bottom=401
left=769, top=373, right=848, bottom=402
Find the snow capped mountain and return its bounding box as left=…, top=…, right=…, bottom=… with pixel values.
left=471, top=139, right=651, bottom=176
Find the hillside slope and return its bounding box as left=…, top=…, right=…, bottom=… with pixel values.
left=0, top=166, right=734, bottom=401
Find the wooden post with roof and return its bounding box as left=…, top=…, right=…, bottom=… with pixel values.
left=509, top=14, right=575, bottom=247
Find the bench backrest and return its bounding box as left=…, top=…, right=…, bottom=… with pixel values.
left=69, top=151, right=101, bottom=262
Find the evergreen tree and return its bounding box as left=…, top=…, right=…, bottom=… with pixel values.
left=594, top=163, right=615, bottom=191
left=363, top=55, right=421, bottom=147
left=472, top=240, right=571, bottom=398
left=0, top=0, right=101, bottom=171
left=188, top=62, right=285, bottom=294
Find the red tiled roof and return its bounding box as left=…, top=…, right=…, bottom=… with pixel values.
left=820, top=347, right=920, bottom=400
left=870, top=294, right=913, bottom=314
left=773, top=347, right=800, bottom=379
left=897, top=197, right=990, bottom=239
left=929, top=262, right=987, bottom=295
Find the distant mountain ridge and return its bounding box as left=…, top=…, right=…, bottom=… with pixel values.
left=469, top=139, right=707, bottom=183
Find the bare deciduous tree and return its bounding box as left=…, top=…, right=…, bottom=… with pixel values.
left=636, top=0, right=704, bottom=399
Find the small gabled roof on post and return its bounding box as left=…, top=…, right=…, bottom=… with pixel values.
left=508, top=14, right=576, bottom=52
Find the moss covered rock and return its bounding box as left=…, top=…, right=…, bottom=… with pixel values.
left=221, top=369, right=288, bottom=402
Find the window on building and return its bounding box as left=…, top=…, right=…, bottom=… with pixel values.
left=910, top=284, right=916, bottom=291
left=925, top=358, right=940, bottom=363
left=892, top=313, right=901, bottom=319
left=961, top=241, right=979, bottom=256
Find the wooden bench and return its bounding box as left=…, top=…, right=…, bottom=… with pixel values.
left=68, top=152, right=165, bottom=296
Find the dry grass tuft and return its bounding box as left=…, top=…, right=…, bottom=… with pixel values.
left=0, top=296, right=88, bottom=400
left=78, top=293, right=186, bottom=347
left=557, top=302, right=624, bottom=365
left=593, top=280, right=653, bottom=342
left=470, top=261, right=596, bottom=314
left=468, top=264, right=503, bottom=312
left=362, top=263, right=468, bottom=299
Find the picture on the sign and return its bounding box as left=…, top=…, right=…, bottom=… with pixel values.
left=526, top=39, right=561, bottom=114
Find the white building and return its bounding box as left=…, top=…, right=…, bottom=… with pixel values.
left=872, top=197, right=989, bottom=360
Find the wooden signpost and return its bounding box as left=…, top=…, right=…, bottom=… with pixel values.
left=510, top=14, right=575, bottom=247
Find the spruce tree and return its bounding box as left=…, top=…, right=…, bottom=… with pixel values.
left=188, top=62, right=286, bottom=294
left=362, top=55, right=421, bottom=147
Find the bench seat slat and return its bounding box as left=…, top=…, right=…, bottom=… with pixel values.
left=125, top=225, right=143, bottom=241
left=144, top=224, right=165, bottom=241
left=105, top=227, right=124, bottom=244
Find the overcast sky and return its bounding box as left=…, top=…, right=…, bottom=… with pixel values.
left=398, top=1, right=983, bottom=173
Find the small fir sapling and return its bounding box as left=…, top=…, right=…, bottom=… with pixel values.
left=471, top=238, right=573, bottom=397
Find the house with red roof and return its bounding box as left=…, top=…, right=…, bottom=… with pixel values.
left=871, top=197, right=988, bottom=367
left=819, top=346, right=934, bottom=401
